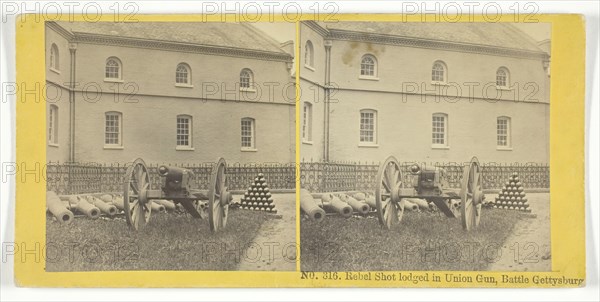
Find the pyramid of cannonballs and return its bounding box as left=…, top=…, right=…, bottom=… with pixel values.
left=240, top=173, right=277, bottom=213
left=493, top=172, right=531, bottom=212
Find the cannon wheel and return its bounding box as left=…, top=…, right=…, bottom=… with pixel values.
left=123, top=158, right=152, bottom=230
left=208, top=158, right=230, bottom=232
left=460, top=157, right=484, bottom=230
left=375, top=156, right=404, bottom=229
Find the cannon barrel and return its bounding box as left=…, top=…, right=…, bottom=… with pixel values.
left=68, top=196, right=100, bottom=219
left=408, top=198, right=430, bottom=210
left=401, top=199, right=418, bottom=211
left=154, top=199, right=177, bottom=211
left=150, top=201, right=166, bottom=213
left=88, top=196, right=118, bottom=216
left=321, top=193, right=353, bottom=218
left=300, top=189, right=326, bottom=222
left=339, top=194, right=370, bottom=215
left=46, top=191, right=74, bottom=224
left=363, top=194, right=377, bottom=209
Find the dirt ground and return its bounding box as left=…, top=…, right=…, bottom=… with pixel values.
left=236, top=193, right=297, bottom=271
left=487, top=192, right=551, bottom=272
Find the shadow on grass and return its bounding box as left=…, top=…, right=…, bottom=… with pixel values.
left=300, top=208, right=522, bottom=271
left=46, top=209, right=271, bottom=272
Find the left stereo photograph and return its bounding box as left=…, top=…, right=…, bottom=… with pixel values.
left=44, top=21, right=297, bottom=272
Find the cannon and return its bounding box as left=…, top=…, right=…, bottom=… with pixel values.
left=123, top=157, right=232, bottom=232
left=375, top=156, right=484, bottom=231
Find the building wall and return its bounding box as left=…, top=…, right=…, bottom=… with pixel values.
left=45, top=25, right=296, bottom=165
left=329, top=39, right=549, bottom=104
left=300, top=78, right=326, bottom=161
left=328, top=90, right=549, bottom=163
left=299, top=23, right=550, bottom=164
left=45, top=26, right=72, bottom=163
left=74, top=43, right=294, bottom=105
left=73, top=92, right=295, bottom=164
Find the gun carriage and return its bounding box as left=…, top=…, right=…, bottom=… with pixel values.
left=123, top=157, right=231, bottom=232
left=375, top=156, right=484, bottom=231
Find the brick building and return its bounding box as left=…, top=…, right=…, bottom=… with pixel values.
left=299, top=21, right=550, bottom=164
left=45, top=21, right=295, bottom=165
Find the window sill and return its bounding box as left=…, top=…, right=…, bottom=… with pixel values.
left=175, top=83, right=194, bottom=88
left=431, top=145, right=450, bottom=150
left=50, top=68, right=61, bottom=75
left=104, top=78, right=124, bottom=83
left=239, top=87, right=256, bottom=93
left=304, top=65, right=315, bottom=71
left=48, top=143, right=59, bottom=148
left=497, top=147, right=513, bottom=151
left=241, top=148, right=258, bottom=152
left=302, top=140, right=313, bottom=145
left=176, top=146, right=195, bottom=151
left=104, top=145, right=124, bottom=150
left=431, top=81, right=449, bottom=86
left=358, top=75, right=379, bottom=81
left=496, top=86, right=513, bottom=91
left=358, top=143, right=379, bottom=148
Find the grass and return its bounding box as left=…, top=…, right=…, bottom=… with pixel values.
left=300, top=208, right=522, bottom=271
left=46, top=209, right=270, bottom=272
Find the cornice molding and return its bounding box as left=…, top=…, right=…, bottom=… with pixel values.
left=327, top=29, right=549, bottom=60
left=303, top=20, right=330, bottom=37
left=46, top=21, right=74, bottom=40
left=72, top=32, right=293, bottom=62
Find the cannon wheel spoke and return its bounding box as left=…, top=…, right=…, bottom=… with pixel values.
left=123, top=158, right=152, bottom=231
left=375, top=156, right=404, bottom=229
left=460, top=157, right=483, bottom=231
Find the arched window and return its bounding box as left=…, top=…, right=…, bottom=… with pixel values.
left=360, top=54, right=377, bottom=77
left=431, top=61, right=447, bottom=83
left=359, top=109, right=377, bottom=144
left=176, top=115, right=193, bottom=149
left=432, top=113, right=448, bottom=147
left=497, top=116, right=511, bottom=148
left=241, top=118, right=256, bottom=149
left=48, top=105, right=58, bottom=145
left=496, top=67, right=510, bottom=88
left=176, top=63, right=191, bottom=85
left=105, top=57, right=122, bottom=80
left=104, top=111, right=123, bottom=147
left=240, top=69, right=254, bottom=89
left=302, top=102, right=313, bottom=142
left=50, top=44, right=59, bottom=71
left=304, top=40, right=314, bottom=68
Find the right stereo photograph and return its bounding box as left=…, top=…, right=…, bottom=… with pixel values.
left=298, top=21, right=551, bottom=273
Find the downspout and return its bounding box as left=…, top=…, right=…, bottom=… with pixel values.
left=323, top=39, right=332, bottom=162
left=68, top=43, right=77, bottom=163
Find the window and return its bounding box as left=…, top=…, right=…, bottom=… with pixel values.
left=176, top=115, right=193, bottom=149
left=359, top=109, right=377, bottom=144
left=360, top=55, right=377, bottom=77
left=496, top=67, right=510, bottom=88
left=176, top=63, right=191, bottom=85
left=50, top=44, right=59, bottom=71
left=497, top=117, right=511, bottom=148
left=304, top=41, right=314, bottom=68
left=105, top=57, right=122, bottom=80
left=240, top=69, right=254, bottom=89
left=432, top=113, right=448, bottom=147
left=302, top=102, right=313, bottom=142
left=105, top=112, right=122, bottom=147
left=241, top=118, right=255, bottom=149
left=431, top=61, right=447, bottom=83
left=48, top=105, right=58, bottom=145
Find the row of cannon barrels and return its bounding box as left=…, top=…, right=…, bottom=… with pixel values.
left=46, top=191, right=180, bottom=225
left=300, top=189, right=437, bottom=222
